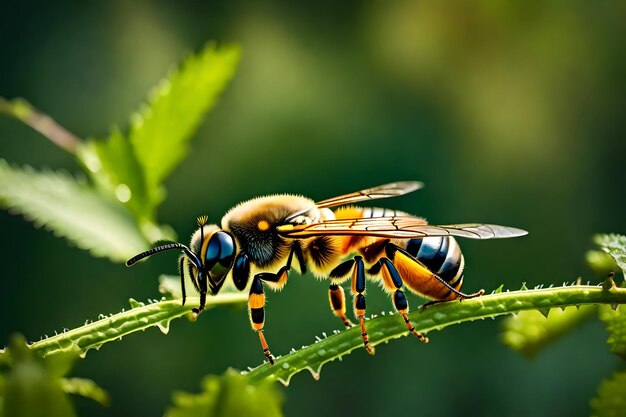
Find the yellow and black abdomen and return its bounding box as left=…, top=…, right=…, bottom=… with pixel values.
left=394, top=236, right=465, bottom=301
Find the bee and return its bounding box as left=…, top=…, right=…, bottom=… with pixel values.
left=126, top=182, right=527, bottom=364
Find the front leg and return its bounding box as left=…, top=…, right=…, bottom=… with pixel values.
left=248, top=274, right=275, bottom=365
left=248, top=243, right=304, bottom=365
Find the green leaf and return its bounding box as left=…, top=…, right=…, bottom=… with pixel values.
left=59, top=378, right=110, bottom=406
left=0, top=159, right=149, bottom=262
left=594, top=234, right=626, bottom=277
left=587, top=250, right=619, bottom=275
left=129, top=43, right=240, bottom=208
left=598, top=304, right=626, bottom=359
left=2, top=335, right=77, bottom=417
left=165, top=370, right=283, bottom=417
left=246, top=283, right=626, bottom=386
left=77, top=128, right=149, bottom=220
left=590, top=371, right=626, bottom=417
left=28, top=293, right=247, bottom=358
left=501, top=306, right=597, bottom=357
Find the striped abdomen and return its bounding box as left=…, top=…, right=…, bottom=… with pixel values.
left=399, top=236, right=465, bottom=300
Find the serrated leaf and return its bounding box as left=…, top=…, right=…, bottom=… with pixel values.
left=77, top=128, right=149, bottom=219
left=594, top=234, right=626, bottom=277
left=130, top=43, right=240, bottom=208
left=0, top=159, right=148, bottom=262
left=165, top=370, right=283, bottom=417
left=501, top=306, right=597, bottom=357
left=590, top=371, right=626, bottom=417
left=598, top=304, right=626, bottom=359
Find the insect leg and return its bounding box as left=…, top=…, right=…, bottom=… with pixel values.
left=351, top=256, right=375, bottom=355
left=385, top=243, right=484, bottom=309
left=249, top=274, right=275, bottom=365
left=178, top=257, right=187, bottom=306
left=328, top=284, right=354, bottom=328
left=192, top=270, right=208, bottom=314
left=379, top=258, right=428, bottom=343
left=420, top=287, right=485, bottom=309
left=255, top=242, right=303, bottom=288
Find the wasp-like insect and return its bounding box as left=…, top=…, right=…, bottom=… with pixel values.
left=127, top=182, right=527, bottom=364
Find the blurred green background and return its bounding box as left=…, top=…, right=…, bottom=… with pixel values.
left=1, top=1, right=625, bottom=416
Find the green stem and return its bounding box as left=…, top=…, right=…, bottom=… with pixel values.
left=0, top=96, right=82, bottom=153
left=29, top=294, right=247, bottom=358
left=247, top=283, right=626, bottom=386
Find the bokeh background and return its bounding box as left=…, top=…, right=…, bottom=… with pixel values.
left=1, top=1, right=625, bottom=416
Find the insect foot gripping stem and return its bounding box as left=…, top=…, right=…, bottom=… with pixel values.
left=420, top=288, right=485, bottom=310
left=257, top=330, right=275, bottom=365
left=249, top=275, right=275, bottom=365
left=351, top=257, right=375, bottom=355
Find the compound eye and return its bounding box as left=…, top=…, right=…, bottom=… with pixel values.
left=204, top=231, right=236, bottom=283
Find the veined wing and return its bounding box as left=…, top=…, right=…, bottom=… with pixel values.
left=277, top=216, right=528, bottom=240
left=284, top=181, right=423, bottom=223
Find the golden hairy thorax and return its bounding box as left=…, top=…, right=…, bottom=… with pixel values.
left=220, top=195, right=321, bottom=271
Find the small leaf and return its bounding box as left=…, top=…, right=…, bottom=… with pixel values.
left=501, top=306, right=597, bottom=357
left=587, top=249, right=618, bottom=275
left=159, top=275, right=184, bottom=300
left=598, top=304, right=626, bottom=359
left=59, top=378, right=110, bottom=406
left=77, top=128, right=149, bottom=219
left=2, top=335, right=77, bottom=417
left=590, top=371, right=626, bottom=417
left=0, top=160, right=149, bottom=262
left=130, top=43, right=240, bottom=208
left=594, top=234, right=626, bottom=277
left=165, top=369, right=283, bottom=417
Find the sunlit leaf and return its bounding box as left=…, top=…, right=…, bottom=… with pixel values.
left=587, top=249, right=619, bottom=276
left=598, top=305, right=626, bottom=359
left=129, top=43, right=240, bottom=208
left=595, top=234, right=626, bottom=278
left=77, top=127, right=149, bottom=220
left=501, top=306, right=597, bottom=357
left=590, top=371, right=626, bottom=417
left=165, top=370, right=283, bottom=417
left=0, top=159, right=149, bottom=262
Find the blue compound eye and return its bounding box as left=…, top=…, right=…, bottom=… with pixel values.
left=204, top=231, right=236, bottom=285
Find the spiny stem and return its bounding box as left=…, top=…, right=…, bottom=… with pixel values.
left=246, top=284, right=626, bottom=386
left=29, top=294, right=247, bottom=358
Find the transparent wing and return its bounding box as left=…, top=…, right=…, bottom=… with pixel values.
left=284, top=181, right=423, bottom=222
left=277, top=216, right=528, bottom=240
left=315, top=181, right=423, bottom=208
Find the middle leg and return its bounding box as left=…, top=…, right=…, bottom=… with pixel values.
left=378, top=258, right=429, bottom=343
left=329, top=255, right=374, bottom=354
